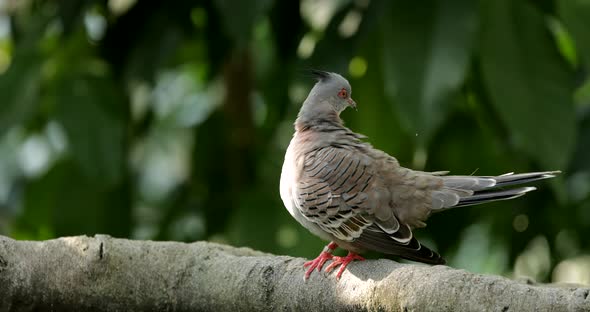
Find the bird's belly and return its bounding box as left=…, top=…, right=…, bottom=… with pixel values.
left=279, top=159, right=297, bottom=218
left=280, top=159, right=333, bottom=242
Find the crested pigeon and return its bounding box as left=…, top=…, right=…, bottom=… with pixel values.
left=279, top=70, right=560, bottom=279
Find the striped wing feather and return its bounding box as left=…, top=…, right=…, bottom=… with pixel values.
left=294, top=145, right=444, bottom=264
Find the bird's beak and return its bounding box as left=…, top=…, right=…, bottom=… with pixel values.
left=347, top=98, right=357, bottom=110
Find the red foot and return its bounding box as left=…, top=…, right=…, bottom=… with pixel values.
left=303, top=242, right=337, bottom=280
left=325, top=251, right=365, bottom=279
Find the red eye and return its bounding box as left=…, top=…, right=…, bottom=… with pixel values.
left=338, top=88, right=348, bottom=99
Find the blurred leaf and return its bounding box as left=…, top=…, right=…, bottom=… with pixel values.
left=269, top=0, right=305, bottom=61
left=124, top=25, right=184, bottom=82
left=558, top=0, right=590, bottom=66
left=574, top=79, right=590, bottom=107
left=514, top=235, right=551, bottom=281
left=13, top=160, right=63, bottom=239
left=214, top=0, right=274, bottom=46
left=548, top=18, right=578, bottom=68
left=227, top=188, right=281, bottom=251
left=18, top=160, right=130, bottom=237
left=0, top=50, right=42, bottom=134
left=570, top=109, right=590, bottom=173
left=54, top=75, right=127, bottom=187
left=346, top=29, right=413, bottom=163
left=381, top=0, right=477, bottom=146
left=449, top=223, right=509, bottom=275
left=308, top=1, right=381, bottom=73
left=0, top=14, right=48, bottom=135
left=480, top=0, right=576, bottom=170
left=56, top=1, right=86, bottom=37
left=101, top=1, right=196, bottom=82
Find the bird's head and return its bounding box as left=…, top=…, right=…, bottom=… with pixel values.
left=305, top=70, right=356, bottom=114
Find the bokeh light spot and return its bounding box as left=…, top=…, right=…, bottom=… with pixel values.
left=108, top=0, right=137, bottom=16
left=190, top=7, right=207, bottom=29
left=297, top=33, right=317, bottom=59
left=338, top=10, right=362, bottom=38
left=552, top=256, right=590, bottom=285
left=276, top=225, right=299, bottom=249
left=514, top=236, right=551, bottom=281
left=348, top=56, right=367, bottom=78
left=513, top=214, right=529, bottom=232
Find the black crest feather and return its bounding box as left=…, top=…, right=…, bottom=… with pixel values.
left=308, top=69, right=331, bottom=81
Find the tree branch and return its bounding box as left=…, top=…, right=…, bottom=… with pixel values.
left=0, top=235, right=588, bottom=311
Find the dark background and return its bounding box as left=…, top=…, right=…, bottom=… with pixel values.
left=0, top=0, right=589, bottom=283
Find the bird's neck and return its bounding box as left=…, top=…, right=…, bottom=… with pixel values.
left=294, top=108, right=343, bottom=132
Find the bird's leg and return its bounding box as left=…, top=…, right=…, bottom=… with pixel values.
left=325, top=251, right=365, bottom=279
left=303, top=242, right=338, bottom=279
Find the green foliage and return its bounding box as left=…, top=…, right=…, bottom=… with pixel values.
left=0, top=0, right=588, bottom=282
left=558, top=0, right=590, bottom=67
left=0, top=36, right=43, bottom=134
left=382, top=0, right=477, bottom=148
left=480, top=0, right=575, bottom=170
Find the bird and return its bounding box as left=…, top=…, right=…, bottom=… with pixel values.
left=279, top=69, right=560, bottom=280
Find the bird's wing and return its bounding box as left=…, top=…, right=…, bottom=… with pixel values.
left=293, top=144, right=444, bottom=264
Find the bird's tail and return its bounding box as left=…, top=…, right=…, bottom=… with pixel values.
left=432, top=171, right=560, bottom=210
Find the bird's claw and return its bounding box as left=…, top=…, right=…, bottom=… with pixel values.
left=304, top=251, right=333, bottom=280
left=324, top=252, right=365, bottom=279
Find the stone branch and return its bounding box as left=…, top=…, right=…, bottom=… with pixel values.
left=0, top=235, right=588, bottom=311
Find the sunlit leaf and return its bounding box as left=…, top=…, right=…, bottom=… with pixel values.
left=558, top=0, right=590, bottom=67
left=480, top=0, right=576, bottom=170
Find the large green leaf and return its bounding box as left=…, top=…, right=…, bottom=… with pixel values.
left=346, top=28, right=414, bottom=163
left=480, top=0, right=576, bottom=170
left=558, top=0, right=590, bottom=67
left=381, top=0, right=477, bottom=146
left=53, top=75, right=127, bottom=187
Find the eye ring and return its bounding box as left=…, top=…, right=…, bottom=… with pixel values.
left=338, top=88, right=348, bottom=99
